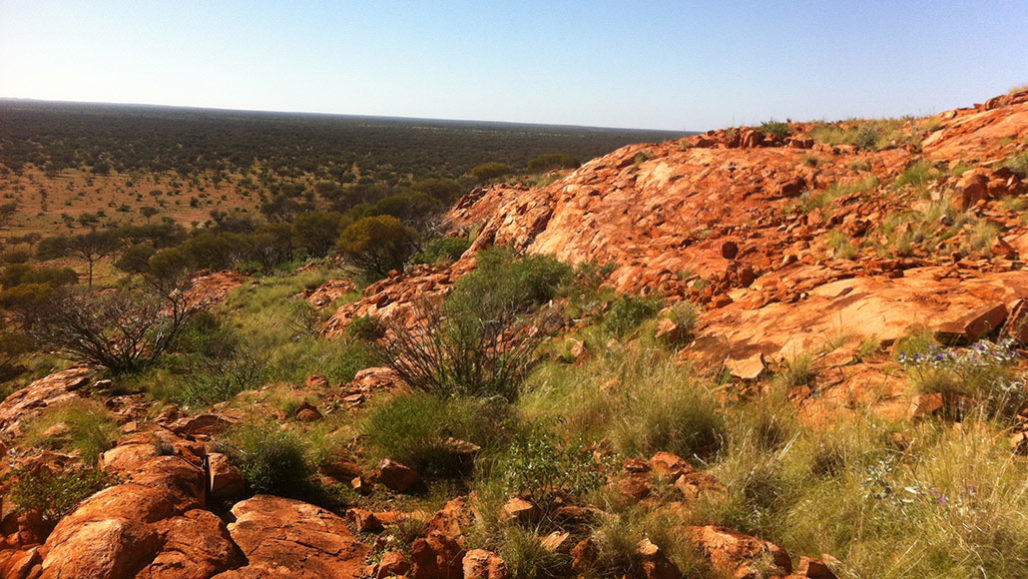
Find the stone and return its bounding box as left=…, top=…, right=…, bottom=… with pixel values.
left=909, top=393, right=945, bottom=421
left=650, top=451, right=693, bottom=479
left=462, top=549, right=510, bottom=579
left=539, top=531, right=574, bottom=553
left=956, top=170, right=991, bottom=209
left=207, top=452, right=245, bottom=498
left=618, top=476, right=652, bottom=501
left=1002, top=299, right=1028, bottom=346
left=687, top=525, right=792, bottom=578
left=220, top=495, right=369, bottom=578
left=294, top=401, right=322, bottom=422
left=797, top=555, right=837, bottom=578
left=347, top=508, right=384, bottom=533
left=424, top=496, right=474, bottom=540
left=410, top=530, right=465, bottom=579
left=501, top=498, right=540, bottom=524
left=375, top=551, right=411, bottom=578
left=721, top=240, right=739, bottom=259
left=306, top=375, right=330, bottom=389
left=775, top=176, right=806, bottom=198
left=935, top=302, right=1007, bottom=344
left=376, top=458, right=421, bottom=493
left=570, top=538, right=598, bottom=572
left=725, top=354, right=765, bottom=380
left=636, top=538, right=682, bottom=579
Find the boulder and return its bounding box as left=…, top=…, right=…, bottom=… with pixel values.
left=500, top=498, right=540, bottom=524
left=687, top=525, right=792, bottom=578
left=207, top=453, right=245, bottom=498
left=636, top=538, right=682, bottom=579
left=410, top=530, right=465, bottom=579
left=375, top=551, right=411, bottom=578
left=570, top=538, right=598, bottom=572
left=217, top=495, right=369, bottom=578
left=462, top=549, right=510, bottom=579
left=376, top=459, right=421, bottom=493
left=935, top=302, right=1007, bottom=344
left=797, top=555, right=838, bottom=578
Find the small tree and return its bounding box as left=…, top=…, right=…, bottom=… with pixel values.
left=292, top=211, right=348, bottom=258
left=337, top=215, right=417, bottom=277
left=70, top=230, right=121, bottom=287
left=20, top=284, right=193, bottom=374
left=139, top=206, right=159, bottom=223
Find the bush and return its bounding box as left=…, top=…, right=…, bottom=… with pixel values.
left=499, top=425, right=610, bottom=508
left=19, top=286, right=192, bottom=374
left=292, top=211, right=348, bottom=258
left=526, top=153, right=580, bottom=174
left=659, top=302, right=699, bottom=345
left=376, top=248, right=570, bottom=400
left=899, top=339, right=1024, bottom=416
left=470, top=162, right=512, bottom=183
left=347, top=314, right=386, bottom=342
left=115, top=243, right=157, bottom=274
left=5, top=466, right=118, bottom=533
left=603, top=295, right=660, bottom=338
left=364, top=392, right=514, bottom=478
left=1, top=264, right=78, bottom=288
left=414, top=236, right=472, bottom=265
left=337, top=215, right=418, bottom=277
left=21, top=399, right=119, bottom=466
left=760, top=120, right=792, bottom=139
left=224, top=423, right=312, bottom=496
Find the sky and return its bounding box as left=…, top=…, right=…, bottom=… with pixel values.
left=1, top=1, right=1027, bottom=131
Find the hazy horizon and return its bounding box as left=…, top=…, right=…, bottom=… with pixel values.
left=2, top=1, right=1027, bottom=131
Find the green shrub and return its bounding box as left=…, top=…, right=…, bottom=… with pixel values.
left=470, top=162, right=512, bottom=182
left=292, top=211, right=349, bottom=258
left=498, top=424, right=610, bottom=508
left=526, top=153, right=580, bottom=173
left=347, top=314, right=386, bottom=341
left=414, top=236, right=472, bottom=265
left=603, top=295, right=660, bottom=338
left=376, top=248, right=571, bottom=400
left=659, top=302, right=699, bottom=345
left=899, top=339, right=1024, bottom=416
left=21, top=399, right=119, bottom=466
left=364, top=392, right=515, bottom=478
left=329, top=341, right=378, bottom=383
left=775, top=353, right=817, bottom=388
left=6, top=466, right=118, bottom=533
left=337, top=215, right=418, bottom=277
left=760, top=120, right=792, bottom=139
left=894, top=160, right=941, bottom=187
left=224, top=423, right=312, bottom=496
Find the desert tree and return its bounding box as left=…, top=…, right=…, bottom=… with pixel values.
left=337, top=215, right=418, bottom=277
left=70, top=230, right=121, bottom=287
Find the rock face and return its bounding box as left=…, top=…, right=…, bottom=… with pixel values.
left=40, top=452, right=243, bottom=579
left=0, top=366, right=95, bottom=437
left=215, top=495, right=369, bottom=578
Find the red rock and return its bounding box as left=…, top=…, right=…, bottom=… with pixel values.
left=797, top=555, right=837, bottom=578
left=649, top=451, right=693, bottom=479
left=207, top=452, right=245, bottom=498
left=687, top=525, right=792, bottom=577
left=1002, top=299, right=1028, bottom=346
left=618, top=476, right=652, bottom=501
left=376, top=459, right=421, bottom=493
left=909, top=392, right=945, bottom=421
left=775, top=176, right=807, bottom=198
left=636, top=538, right=682, bottom=579
left=935, top=302, right=1007, bottom=344
left=570, top=538, right=598, bottom=572
left=219, top=495, right=369, bottom=578
left=956, top=170, right=991, bottom=209
left=424, top=497, right=474, bottom=540
left=294, top=401, right=322, bottom=422
left=347, top=508, right=384, bottom=533
left=168, top=414, right=233, bottom=437
left=721, top=240, right=739, bottom=259
left=675, top=472, right=726, bottom=501
left=305, top=375, right=330, bottom=389
left=500, top=498, right=540, bottom=524
left=462, top=549, right=510, bottom=579
left=711, top=294, right=733, bottom=309
left=410, top=531, right=465, bottom=579
left=375, top=551, right=411, bottom=578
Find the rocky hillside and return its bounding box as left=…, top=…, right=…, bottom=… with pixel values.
left=2, top=89, right=1028, bottom=578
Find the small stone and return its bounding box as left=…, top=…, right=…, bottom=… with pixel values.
left=376, top=459, right=420, bottom=493
left=305, top=375, right=330, bottom=389
left=501, top=498, right=540, bottom=523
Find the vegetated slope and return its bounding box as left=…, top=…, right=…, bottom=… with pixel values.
left=3, top=89, right=1028, bottom=578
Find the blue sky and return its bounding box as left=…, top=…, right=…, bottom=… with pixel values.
left=1, top=1, right=1026, bottom=130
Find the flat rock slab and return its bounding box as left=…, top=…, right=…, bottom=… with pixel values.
left=214, top=495, right=369, bottom=579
